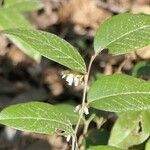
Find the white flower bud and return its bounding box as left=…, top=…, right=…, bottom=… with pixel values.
left=62, top=74, right=66, bottom=78
left=66, top=135, right=71, bottom=142
left=74, top=77, right=79, bottom=86
left=66, top=74, right=74, bottom=86
left=84, top=107, right=89, bottom=115
left=74, top=105, right=81, bottom=112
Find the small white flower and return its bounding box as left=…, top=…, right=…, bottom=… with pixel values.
left=66, top=135, right=71, bottom=142
left=61, top=71, right=67, bottom=78
left=66, top=74, right=74, bottom=86
left=74, top=76, right=79, bottom=86
left=61, top=70, right=84, bottom=86
left=74, top=105, right=89, bottom=115
left=62, top=74, right=66, bottom=78
left=83, top=107, right=89, bottom=115
left=74, top=105, right=81, bottom=112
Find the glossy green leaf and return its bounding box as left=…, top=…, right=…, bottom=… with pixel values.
left=109, top=111, right=149, bottom=149
left=4, top=0, right=43, bottom=12
left=0, top=8, right=41, bottom=62
left=0, top=102, right=74, bottom=137
left=3, top=28, right=86, bottom=74
left=87, top=146, right=121, bottom=150
left=94, top=13, right=150, bottom=55
left=55, top=103, right=79, bottom=125
left=87, top=74, right=150, bottom=112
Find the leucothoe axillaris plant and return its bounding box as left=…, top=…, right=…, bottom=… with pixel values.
left=0, top=13, right=150, bottom=150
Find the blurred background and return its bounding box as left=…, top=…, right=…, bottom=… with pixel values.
left=0, top=0, right=150, bottom=149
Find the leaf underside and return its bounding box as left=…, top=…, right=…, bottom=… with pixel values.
left=109, top=111, right=149, bottom=149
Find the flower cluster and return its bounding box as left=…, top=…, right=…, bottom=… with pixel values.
left=74, top=105, right=89, bottom=115
left=61, top=71, right=84, bottom=86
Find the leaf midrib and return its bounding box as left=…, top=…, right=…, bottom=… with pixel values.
left=90, top=91, right=150, bottom=102
left=8, top=30, right=86, bottom=73
left=0, top=116, right=69, bottom=126
left=100, top=25, right=150, bottom=51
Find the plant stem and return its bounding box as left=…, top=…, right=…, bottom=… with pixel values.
left=78, top=114, right=96, bottom=149
left=72, top=54, right=97, bottom=150
left=117, top=54, right=130, bottom=73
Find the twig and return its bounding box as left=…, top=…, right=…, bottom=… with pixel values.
left=72, top=54, right=97, bottom=150
left=117, top=55, right=130, bottom=73
left=78, top=114, right=96, bottom=149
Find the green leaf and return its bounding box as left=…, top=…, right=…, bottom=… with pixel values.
left=87, top=146, right=121, bottom=150
left=142, top=111, right=150, bottom=133
left=108, top=111, right=149, bottom=149
left=55, top=103, right=79, bottom=125
left=0, top=8, right=30, bottom=28
left=146, top=140, right=150, bottom=150
left=0, top=102, right=74, bottom=137
left=87, top=74, right=150, bottom=112
left=3, top=28, right=87, bottom=74
left=86, top=128, right=110, bottom=148
left=0, top=8, right=41, bottom=62
left=94, top=13, right=150, bottom=55
left=4, top=0, right=43, bottom=12
left=132, top=61, right=150, bottom=79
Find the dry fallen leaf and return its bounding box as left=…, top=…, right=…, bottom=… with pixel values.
left=7, top=46, right=27, bottom=65
left=131, top=5, right=150, bottom=15
left=136, top=46, right=150, bottom=59
left=97, top=0, right=131, bottom=13
left=58, top=0, right=112, bottom=35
